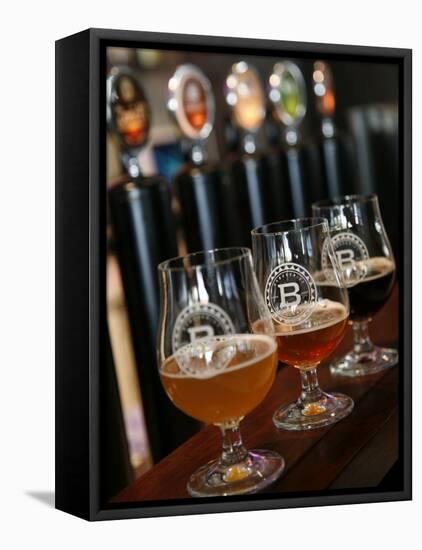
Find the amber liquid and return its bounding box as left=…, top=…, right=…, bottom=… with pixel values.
left=160, top=335, right=277, bottom=424
left=272, top=300, right=348, bottom=369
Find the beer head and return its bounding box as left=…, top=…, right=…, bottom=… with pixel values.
left=164, top=334, right=276, bottom=379
left=157, top=247, right=274, bottom=367
left=251, top=218, right=350, bottom=327
left=312, top=194, right=396, bottom=320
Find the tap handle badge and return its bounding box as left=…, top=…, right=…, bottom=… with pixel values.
left=268, top=61, right=307, bottom=128
left=167, top=64, right=215, bottom=141
left=107, top=67, right=151, bottom=150
left=312, top=60, right=336, bottom=119
left=224, top=61, right=266, bottom=133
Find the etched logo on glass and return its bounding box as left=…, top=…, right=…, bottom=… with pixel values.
left=322, top=232, right=369, bottom=288
left=265, top=262, right=317, bottom=325
left=172, top=302, right=235, bottom=353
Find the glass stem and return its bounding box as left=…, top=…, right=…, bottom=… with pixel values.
left=299, top=367, right=325, bottom=406
left=352, top=320, right=374, bottom=356
left=219, top=421, right=248, bottom=466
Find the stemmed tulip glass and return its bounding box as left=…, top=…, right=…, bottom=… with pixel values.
left=312, top=194, right=397, bottom=376
left=252, top=218, right=354, bottom=430
left=157, top=247, right=284, bottom=497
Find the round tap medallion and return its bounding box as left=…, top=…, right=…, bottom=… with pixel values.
left=224, top=61, right=266, bottom=133
left=182, top=77, right=208, bottom=132
left=322, top=232, right=369, bottom=288
left=107, top=68, right=150, bottom=149
left=265, top=262, right=317, bottom=325
left=167, top=64, right=215, bottom=140
left=172, top=302, right=235, bottom=353
left=268, top=61, right=307, bottom=128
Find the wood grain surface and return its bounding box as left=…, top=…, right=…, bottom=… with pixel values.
left=112, top=287, right=399, bottom=503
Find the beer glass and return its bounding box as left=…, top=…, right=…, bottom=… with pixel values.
left=312, top=194, right=397, bottom=376
left=158, top=247, right=284, bottom=497
left=251, top=219, right=354, bottom=430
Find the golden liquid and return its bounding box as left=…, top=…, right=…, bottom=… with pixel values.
left=160, top=335, right=277, bottom=424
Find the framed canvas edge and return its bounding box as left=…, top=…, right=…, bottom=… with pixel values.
left=83, top=28, right=412, bottom=521
left=89, top=27, right=411, bottom=58
left=55, top=28, right=93, bottom=521
left=401, top=47, right=412, bottom=503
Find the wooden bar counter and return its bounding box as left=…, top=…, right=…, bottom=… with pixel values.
left=112, top=288, right=400, bottom=503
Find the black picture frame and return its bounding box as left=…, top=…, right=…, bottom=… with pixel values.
left=55, top=28, right=412, bottom=521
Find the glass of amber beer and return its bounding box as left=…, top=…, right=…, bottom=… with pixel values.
left=157, top=247, right=284, bottom=497
left=251, top=218, right=354, bottom=430
left=312, top=194, right=397, bottom=376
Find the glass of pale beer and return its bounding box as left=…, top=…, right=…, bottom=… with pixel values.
left=157, top=247, right=285, bottom=497
left=251, top=218, right=354, bottom=430
left=312, top=194, right=397, bottom=376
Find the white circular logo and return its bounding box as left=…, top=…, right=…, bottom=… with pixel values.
left=322, top=232, right=369, bottom=288
left=265, top=262, right=317, bottom=325
left=172, top=302, right=235, bottom=353
left=175, top=336, right=237, bottom=379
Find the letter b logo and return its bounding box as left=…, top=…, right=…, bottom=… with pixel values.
left=265, top=263, right=317, bottom=325
left=277, top=282, right=301, bottom=306
left=336, top=249, right=354, bottom=269
left=187, top=325, right=214, bottom=342
left=323, top=233, right=369, bottom=288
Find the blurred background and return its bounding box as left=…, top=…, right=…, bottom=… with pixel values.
left=103, top=46, right=399, bottom=501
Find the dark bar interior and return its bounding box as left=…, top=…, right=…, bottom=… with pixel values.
left=103, top=45, right=399, bottom=501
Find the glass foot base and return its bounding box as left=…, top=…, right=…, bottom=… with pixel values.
left=330, top=346, right=398, bottom=378
left=273, top=392, right=354, bottom=431
left=187, top=450, right=285, bottom=497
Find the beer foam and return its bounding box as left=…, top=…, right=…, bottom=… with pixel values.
left=316, top=256, right=395, bottom=287
left=358, top=256, right=395, bottom=282
left=160, top=334, right=277, bottom=379
left=273, top=299, right=348, bottom=335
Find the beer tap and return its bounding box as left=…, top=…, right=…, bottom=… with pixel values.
left=168, top=64, right=232, bottom=252
left=224, top=61, right=273, bottom=245
left=312, top=60, right=354, bottom=198
left=269, top=60, right=311, bottom=217
left=107, top=66, right=197, bottom=461
left=225, top=61, right=265, bottom=155
left=107, top=66, right=150, bottom=180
